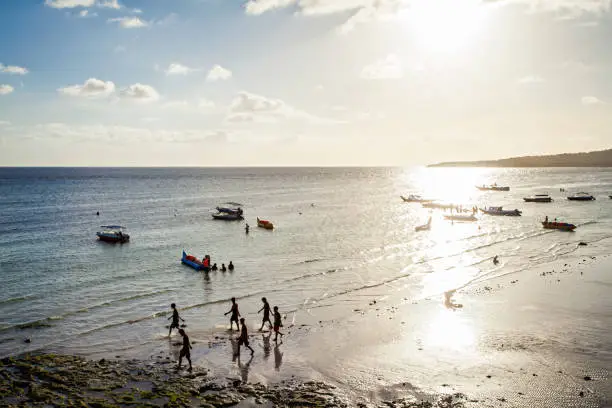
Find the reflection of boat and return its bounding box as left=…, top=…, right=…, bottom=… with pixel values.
left=477, top=184, right=510, bottom=192
left=401, top=195, right=433, bottom=203
left=415, top=217, right=432, bottom=231
left=212, top=212, right=243, bottom=221
left=567, top=192, right=595, bottom=201
left=257, top=217, right=274, bottom=230
left=216, top=206, right=243, bottom=215
left=480, top=206, right=522, bottom=216
left=524, top=194, right=552, bottom=203
left=444, top=214, right=477, bottom=222
left=542, top=221, right=576, bottom=231
left=181, top=251, right=210, bottom=271
left=96, top=225, right=130, bottom=243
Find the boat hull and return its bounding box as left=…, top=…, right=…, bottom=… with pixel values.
left=542, top=222, right=576, bottom=231
left=567, top=197, right=595, bottom=201
left=477, top=186, right=510, bottom=192
left=524, top=197, right=552, bottom=203
left=257, top=218, right=274, bottom=230
left=181, top=252, right=209, bottom=271
left=480, top=208, right=521, bottom=216
left=96, top=232, right=129, bottom=243
left=212, top=213, right=243, bottom=221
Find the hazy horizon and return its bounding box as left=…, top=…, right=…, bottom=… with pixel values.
left=2, top=0, right=612, bottom=166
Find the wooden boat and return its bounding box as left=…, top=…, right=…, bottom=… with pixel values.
left=477, top=184, right=510, bottom=192
left=542, top=221, right=576, bottom=231
left=444, top=214, right=477, bottom=222
left=524, top=194, right=552, bottom=203
left=401, top=195, right=433, bottom=203
left=96, top=225, right=130, bottom=243
left=480, top=206, right=522, bottom=216
left=257, top=217, right=274, bottom=230
left=181, top=251, right=210, bottom=271
left=567, top=192, right=595, bottom=201
left=212, top=212, right=243, bottom=221
left=415, top=217, right=432, bottom=231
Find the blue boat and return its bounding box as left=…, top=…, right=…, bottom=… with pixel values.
left=181, top=251, right=209, bottom=271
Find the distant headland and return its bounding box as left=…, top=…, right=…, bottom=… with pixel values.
left=429, top=148, right=612, bottom=168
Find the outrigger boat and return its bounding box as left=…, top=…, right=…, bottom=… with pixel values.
left=444, top=214, right=477, bottom=222
left=401, top=195, right=433, bottom=203
left=567, top=192, right=595, bottom=201
left=415, top=216, right=432, bottom=232
left=181, top=251, right=210, bottom=271
left=480, top=206, right=522, bottom=216
left=96, top=225, right=130, bottom=243
left=542, top=220, right=576, bottom=231
left=257, top=217, right=274, bottom=230
left=524, top=194, right=552, bottom=203
left=477, top=184, right=510, bottom=192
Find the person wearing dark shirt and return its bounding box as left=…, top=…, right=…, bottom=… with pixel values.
left=228, top=261, right=234, bottom=271
left=224, top=297, right=240, bottom=331
left=273, top=306, right=284, bottom=342
left=177, top=329, right=192, bottom=370
left=235, top=318, right=254, bottom=356
left=258, top=297, right=272, bottom=331
left=167, top=303, right=184, bottom=337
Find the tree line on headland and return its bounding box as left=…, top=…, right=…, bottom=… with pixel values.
left=429, top=148, right=612, bottom=168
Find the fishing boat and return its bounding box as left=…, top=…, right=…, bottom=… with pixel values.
left=181, top=251, right=210, bottom=271
left=212, top=212, right=243, bottom=221
left=477, top=184, right=510, bottom=192
left=415, top=217, right=432, bottom=231
left=480, top=206, right=522, bottom=216
left=216, top=206, right=243, bottom=215
left=444, top=214, right=477, bottom=222
left=524, top=194, right=552, bottom=203
left=542, top=221, right=576, bottom=231
left=567, top=192, right=595, bottom=201
left=257, top=217, right=274, bottom=230
left=96, top=225, right=130, bottom=243
left=401, top=195, right=433, bottom=203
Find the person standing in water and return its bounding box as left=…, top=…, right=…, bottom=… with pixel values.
left=221, top=263, right=227, bottom=272
left=258, top=297, right=272, bottom=331
left=224, top=297, right=240, bottom=331
left=273, top=306, right=284, bottom=342
left=177, top=329, right=192, bottom=371
left=236, top=318, right=254, bottom=356
left=228, top=261, right=234, bottom=271
left=168, top=303, right=184, bottom=337
left=245, top=224, right=250, bottom=234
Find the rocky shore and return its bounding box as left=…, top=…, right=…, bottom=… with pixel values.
left=0, top=354, right=468, bottom=407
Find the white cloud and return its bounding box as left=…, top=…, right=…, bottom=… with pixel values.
left=244, top=0, right=297, bottom=15
left=165, top=63, right=195, bottom=76
left=108, top=17, right=148, bottom=28
left=206, top=65, right=233, bottom=81
left=58, top=78, right=115, bottom=98
left=162, top=100, right=190, bottom=109
left=120, top=83, right=160, bottom=102
left=132, top=8, right=143, bottom=13
left=499, top=0, right=611, bottom=16
left=0, top=85, right=15, bottom=95
left=45, top=0, right=95, bottom=8
left=98, top=0, right=121, bottom=9
left=78, top=9, right=98, bottom=17
left=361, top=54, right=403, bottom=80
left=0, top=121, right=11, bottom=126
left=0, top=64, right=29, bottom=75
left=581, top=96, right=605, bottom=105
left=199, top=98, right=216, bottom=109
left=517, top=75, right=544, bottom=84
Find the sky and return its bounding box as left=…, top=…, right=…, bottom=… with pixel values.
left=1, top=0, right=612, bottom=166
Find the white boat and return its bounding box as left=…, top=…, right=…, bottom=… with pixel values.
left=480, top=206, right=522, bottom=216
left=524, top=194, right=552, bottom=203
left=96, top=225, right=130, bottom=243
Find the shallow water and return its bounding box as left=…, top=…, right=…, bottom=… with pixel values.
left=1, top=167, right=611, bottom=360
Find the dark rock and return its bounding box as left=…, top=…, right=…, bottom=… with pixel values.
left=24, top=338, right=31, bottom=343
left=579, top=391, right=585, bottom=397
left=583, top=376, right=592, bottom=381
left=578, top=242, right=587, bottom=246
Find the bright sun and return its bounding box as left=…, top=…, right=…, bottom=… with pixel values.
left=401, top=0, right=489, bottom=55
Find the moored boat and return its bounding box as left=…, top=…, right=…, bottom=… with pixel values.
left=480, top=206, right=522, bottom=216
left=524, top=194, right=552, bottom=203
left=401, top=194, right=433, bottom=203
left=181, top=251, right=210, bottom=271
left=567, top=192, right=595, bottom=201
left=257, top=217, right=274, bottom=230
left=542, top=221, right=576, bottom=231
left=216, top=206, right=243, bottom=215
left=212, top=212, right=243, bottom=221
left=444, top=214, right=477, bottom=222
left=96, top=225, right=130, bottom=243
left=477, top=184, right=510, bottom=192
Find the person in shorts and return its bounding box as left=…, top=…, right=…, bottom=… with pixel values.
left=224, top=297, right=240, bottom=331
left=236, top=318, right=254, bottom=356
left=168, top=303, right=184, bottom=337
left=273, top=306, right=284, bottom=342
left=178, top=329, right=192, bottom=370
left=258, top=297, right=272, bottom=331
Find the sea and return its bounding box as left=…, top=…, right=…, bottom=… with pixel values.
left=1, top=167, right=611, bottom=360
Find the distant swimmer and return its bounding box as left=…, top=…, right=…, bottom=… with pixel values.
left=235, top=318, right=254, bottom=356
left=211, top=263, right=218, bottom=271
left=177, top=329, right=192, bottom=371
left=96, top=211, right=99, bottom=216
left=273, top=306, right=284, bottom=342
left=258, top=297, right=272, bottom=331
left=245, top=224, right=250, bottom=234
left=224, top=297, right=240, bottom=331
left=221, top=263, right=227, bottom=272
left=168, top=303, right=185, bottom=337
left=493, top=255, right=499, bottom=265
left=228, top=261, right=234, bottom=271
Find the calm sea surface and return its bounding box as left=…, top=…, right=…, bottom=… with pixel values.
left=1, top=167, right=611, bottom=358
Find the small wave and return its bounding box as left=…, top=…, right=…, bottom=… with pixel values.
left=293, top=258, right=325, bottom=265
left=0, top=294, right=38, bottom=306
left=17, top=320, right=53, bottom=330
left=224, top=202, right=243, bottom=206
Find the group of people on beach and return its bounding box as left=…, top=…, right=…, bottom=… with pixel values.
left=167, top=297, right=284, bottom=371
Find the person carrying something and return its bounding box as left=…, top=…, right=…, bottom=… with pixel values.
left=168, top=303, right=184, bottom=337
left=224, top=297, right=240, bottom=331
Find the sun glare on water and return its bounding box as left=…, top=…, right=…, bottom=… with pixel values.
left=401, top=0, right=489, bottom=55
